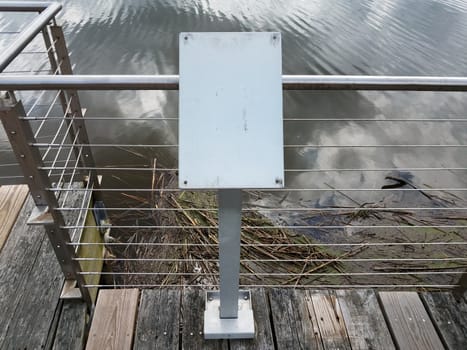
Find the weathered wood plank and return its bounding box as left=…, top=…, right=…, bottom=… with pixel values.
left=421, top=292, right=467, bottom=350
left=0, top=188, right=88, bottom=348
left=335, top=289, right=395, bottom=350
left=269, top=288, right=323, bottom=350
left=86, top=289, right=139, bottom=350
left=0, top=196, right=67, bottom=349
left=77, top=205, right=104, bottom=304
left=0, top=185, right=28, bottom=252
left=0, top=226, right=64, bottom=348
left=309, top=291, right=351, bottom=350
left=134, top=289, right=180, bottom=350
left=379, top=291, right=444, bottom=350
left=181, top=288, right=228, bottom=350
left=230, top=288, right=275, bottom=350
left=0, top=198, right=40, bottom=342
left=52, top=300, right=88, bottom=350
left=453, top=273, right=467, bottom=299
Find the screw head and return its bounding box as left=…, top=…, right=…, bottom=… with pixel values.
left=183, top=180, right=188, bottom=185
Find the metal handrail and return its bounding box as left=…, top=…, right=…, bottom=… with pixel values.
left=0, top=1, right=59, bottom=12
left=1, top=1, right=467, bottom=301
left=0, top=2, right=62, bottom=72
left=0, top=74, right=467, bottom=90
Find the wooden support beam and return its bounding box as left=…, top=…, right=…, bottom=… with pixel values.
left=76, top=205, right=104, bottom=304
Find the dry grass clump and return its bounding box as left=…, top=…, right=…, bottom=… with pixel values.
left=106, top=169, right=343, bottom=287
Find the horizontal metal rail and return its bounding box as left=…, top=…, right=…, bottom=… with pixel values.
left=67, top=241, right=467, bottom=246
left=45, top=187, right=467, bottom=192
left=55, top=207, right=467, bottom=212
left=19, top=116, right=467, bottom=121
left=29, top=143, right=467, bottom=148
left=78, top=271, right=466, bottom=276
left=73, top=257, right=467, bottom=262
left=61, top=225, right=467, bottom=229
left=0, top=75, right=467, bottom=90
left=0, top=1, right=59, bottom=12
left=0, top=2, right=61, bottom=72
left=35, top=166, right=467, bottom=172
left=1, top=4, right=466, bottom=295
left=80, top=284, right=459, bottom=289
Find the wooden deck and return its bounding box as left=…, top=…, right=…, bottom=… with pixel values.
left=0, top=186, right=88, bottom=350
left=0, top=185, right=466, bottom=349
left=83, top=287, right=467, bottom=350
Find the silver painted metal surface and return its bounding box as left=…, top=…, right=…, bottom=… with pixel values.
left=28, top=205, right=53, bottom=225
left=0, top=75, right=180, bottom=90
left=0, top=2, right=61, bottom=72
left=204, top=290, right=255, bottom=339
left=0, top=94, right=51, bottom=207
left=281, top=75, right=467, bottom=90
left=0, top=1, right=57, bottom=12
left=179, top=32, right=284, bottom=188
left=0, top=93, right=92, bottom=308
left=218, top=189, right=242, bottom=319
left=49, top=25, right=102, bottom=199
left=1, top=74, right=467, bottom=90
left=1, top=1, right=466, bottom=295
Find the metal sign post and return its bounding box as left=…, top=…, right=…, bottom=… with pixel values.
left=178, top=32, right=283, bottom=339
left=218, top=189, right=242, bottom=319
left=203, top=189, right=255, bottom=338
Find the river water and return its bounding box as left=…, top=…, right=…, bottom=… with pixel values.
left=1, top=0, right=467, bottom=207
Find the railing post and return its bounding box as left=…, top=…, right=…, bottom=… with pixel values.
left=45, top=25, right=102, bottom=200
left=41, top=25, right=83, bottom=170
left=0, top=92, right=93, bottom=309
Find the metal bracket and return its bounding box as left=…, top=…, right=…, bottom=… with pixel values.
left=204, top=290, right=255, bottom=339
left=60, top=279, right=82, bottom=299
left=27, top=205, right=53, bottom=225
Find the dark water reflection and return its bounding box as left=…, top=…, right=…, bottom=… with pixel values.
left=1, top=0, right=467, bottom=207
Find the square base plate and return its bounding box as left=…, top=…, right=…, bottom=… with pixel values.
left=204, top=290, right=255, bottom=339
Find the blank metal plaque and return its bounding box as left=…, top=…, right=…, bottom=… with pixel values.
left=179, top=32, right=284, bottom=189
